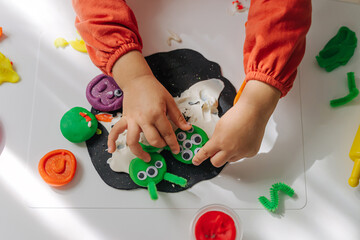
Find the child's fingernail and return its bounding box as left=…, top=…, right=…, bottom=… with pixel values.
left=192, top=160, right=199, bottom=166
left=108, top=147, right=113, bottom=153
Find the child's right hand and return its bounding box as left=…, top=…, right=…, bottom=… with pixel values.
left=107, top=51, right=191, bottom=162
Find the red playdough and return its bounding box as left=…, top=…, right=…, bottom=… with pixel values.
left=195, top=211, right=236, bottom=240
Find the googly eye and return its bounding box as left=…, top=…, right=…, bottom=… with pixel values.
left=146, top=166, right=158, bottom=178
left=179, top=145, right=183, bottom=153
left=191, top=134, right=202, bottom=145
left=182, top=140, right=192, bottom=149
left=137, top=171, right=147, bottom=180
left=194, top=148, right=201, bottom=155
left=182, top=149, right=193, bottom=161
left=155, top=160, right=163, bottom=169
left=177, top=132, right=186, bottom=142
left=114, top=89, right=123, bottom=97
left=187, top=127, right=194, bottom=133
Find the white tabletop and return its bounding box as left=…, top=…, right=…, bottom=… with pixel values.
left=0, top=0, right=359, bottom=239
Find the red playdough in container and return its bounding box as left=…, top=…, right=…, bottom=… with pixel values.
left=191, top=204, right=242, bottom=240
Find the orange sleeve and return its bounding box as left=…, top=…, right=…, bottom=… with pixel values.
left=72, top=0, right=142, bottom=76
left=242, top=0, right=312, bottom=97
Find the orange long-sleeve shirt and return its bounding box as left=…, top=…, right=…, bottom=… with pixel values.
left=72, top=0, right=311, bottom=97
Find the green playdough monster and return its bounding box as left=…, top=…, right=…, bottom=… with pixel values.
left=129, top=153, right=187, bottom=200
left=60, top=106, right=98, bottom=143
left=140, top=125, right=209, bottom=164
left=170, top=125, right=209, bottom=164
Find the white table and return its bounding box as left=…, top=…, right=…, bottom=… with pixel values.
left=0, top=0, right=359, bottom=239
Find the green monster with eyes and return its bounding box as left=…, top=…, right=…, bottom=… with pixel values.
left=170, top=125, right=209, bottom=164
left=129, top=125, right=208, bottom=200
left=129, top=153, right=187, bottom=200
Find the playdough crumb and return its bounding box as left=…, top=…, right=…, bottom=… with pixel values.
left=0, top=27, right=2, bottom=38
left=167, top=30, right=182, bottom=46
left=54, top=37, right=69, bottom=48
left=0, top=51, right=20, bottom=85
left=69, top=38, right=87, bottom=53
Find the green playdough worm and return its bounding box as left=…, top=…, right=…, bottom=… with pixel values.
left=330, top=72, right=359, bottom=108
left=316, top=26, right=357, bottom=72
left=258, top=182, right=295, bottom=212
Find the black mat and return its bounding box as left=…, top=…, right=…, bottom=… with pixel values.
left=86, top=49, right=236, bottom=192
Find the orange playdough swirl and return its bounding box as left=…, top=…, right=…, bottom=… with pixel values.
left=38, top=149, right=77, bottom=186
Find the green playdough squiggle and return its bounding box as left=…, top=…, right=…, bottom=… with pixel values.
left=316, top=26, right=357, bottom=72
left=330, top=72, right=359, bottom=107
left=258, top=182, right=295, bottom=212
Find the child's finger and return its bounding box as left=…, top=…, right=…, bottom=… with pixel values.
left=141, top=124, right=167, bottom=148
left=210, top=151, right=230, bottom=168
left=107, top=117, right=127, bottom=153
left=192, top=140, right=219, bottom=166
left=155, top=116, right=180, bottom=154
left=167, top=100, right=191, bottom=131
left=127, top=122, right=151, bottom=162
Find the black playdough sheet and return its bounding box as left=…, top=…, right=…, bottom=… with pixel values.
left=86, top=49, right=236, bottom=192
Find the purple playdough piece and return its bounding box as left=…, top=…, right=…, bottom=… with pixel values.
left=86, top=74, right=123, bottom=111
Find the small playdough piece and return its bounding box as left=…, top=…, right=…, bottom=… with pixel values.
left=60, top=107, right=98, bottom=143
left=0, top=51, right=20, bottom=85
left=316, top=26, right=357, bottom=72
left=69, top=38, right=87, bottom=53
left=167, top=30, right=182, bottom=46
left=169, top=125, right=209, bottom=164
left=129, top=153, right=187, bottom=200
left=86, top=74, right=124, bottom=112
left=0, top=27, right=2, bottom=37
left=38, top=149, right=77, bottom=186
left=348, top=125, right=360, bottom=187
left=330, top=72, right=359, bottom=107
left=195, top=210, right=237, bottom=240
left=258, top=182, right=295, bottom=212
left=95, top=113, right=113, bottom=122
left=54, top=37, right=69, bottom=48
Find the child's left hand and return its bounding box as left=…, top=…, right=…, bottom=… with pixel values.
left=192, top=80, right=281, bottom=167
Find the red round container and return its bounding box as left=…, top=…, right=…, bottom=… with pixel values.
left=191, top=204, right=243, bottom=240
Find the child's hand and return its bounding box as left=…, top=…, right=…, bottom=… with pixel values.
left=192, top=80, right=281, bottom=167
left=107, top=51, right=191, bottom=162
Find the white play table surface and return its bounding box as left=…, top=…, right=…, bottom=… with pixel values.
left=0, top=0, right=359, bottom=239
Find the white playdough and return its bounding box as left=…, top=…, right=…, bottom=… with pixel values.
left=103, top=79, right=225, bottom=173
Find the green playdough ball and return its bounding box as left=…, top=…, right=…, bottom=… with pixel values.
left=60, top=107, right=98, bottom=143
left=129, top=153, right=167, bottom=187
left=170, top=125, right=209, bottom=164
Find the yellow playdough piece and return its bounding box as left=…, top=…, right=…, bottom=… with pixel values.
left=69, top=38, right=87, bottom=53
left=349, top=125, right=360, bottom=187
left=0, top=52, right=19, bottom=85
left=54, top=37, right=69, bottom=48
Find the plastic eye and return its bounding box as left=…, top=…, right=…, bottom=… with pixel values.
left=146, top=166, right=158, bottom=178
left=182, top=149, right=193, bottom=161
left=155, top=160, right=163, bottom=169
left=182, top=140, right=192, bottom=149
left=191, top=134, right=202, bottom=145
left=187, top=127, right=194, bottom=133
left=177, top=132, right=186, bottom=142
left=179, top=145, right=183, bottom=153
left=137, top=171, right=147, bottom=181
left=194, top=148, right=201, bottom=155
left=114, top=89, right=123, bottom=97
